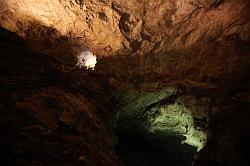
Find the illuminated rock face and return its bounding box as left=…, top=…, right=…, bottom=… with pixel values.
left=115, top=85, right=211, bottom=164
left=0, top=0, right=249, bottom=61
left=145, top=101, right=208, bottom=152
left=0, top=0, right=249, bottom=165
left=0, top=0, right=124, bottom=57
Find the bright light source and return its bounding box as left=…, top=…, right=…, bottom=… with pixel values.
left=76, top=50, right=97, bottom=70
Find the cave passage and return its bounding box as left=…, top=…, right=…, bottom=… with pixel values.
left=0, top=0, right=249, bottom=165
left=115, top=126, right=197, bottom=166
left=114, top=86, right=209, bottom=166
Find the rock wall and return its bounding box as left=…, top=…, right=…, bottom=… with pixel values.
left=0, top=0, right=249, bottom=165
left=0, top=28, right=121, bottom=165
left=0, top=0, right=249, bottom=56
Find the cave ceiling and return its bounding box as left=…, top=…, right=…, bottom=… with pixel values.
left=0, top=0, right=249, bottom=165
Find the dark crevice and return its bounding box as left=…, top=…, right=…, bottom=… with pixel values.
left=209, top=0, right=225, bottom=9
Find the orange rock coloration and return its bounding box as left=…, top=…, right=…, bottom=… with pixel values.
left=0, top=0, right=249, bottom=165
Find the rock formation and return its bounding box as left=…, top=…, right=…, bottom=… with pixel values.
left=0, top=0, right=249, bottom=165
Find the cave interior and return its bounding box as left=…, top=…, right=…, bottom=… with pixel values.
left=0, top=0, right=250, bottom=165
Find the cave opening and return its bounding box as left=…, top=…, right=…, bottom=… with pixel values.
left=113, top=86, right=209, bottom=166
left=115, top=121, right=199, bottom=166
left=115, top=127, right=197, bottom=166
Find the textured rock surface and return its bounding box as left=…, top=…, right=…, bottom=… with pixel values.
left=115, top=85, right=210, bottom=165
left=0, top=28, right=121, bottom=165
left=0, top=0, right=249, bottom=165
left=0, top=0, right=249, bottom=60
left=144, top=96, right=209, bottom=151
